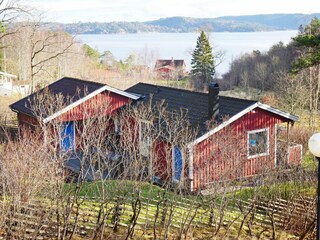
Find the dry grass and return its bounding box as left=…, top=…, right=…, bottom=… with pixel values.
left=0, top=94, right=21, bottom=113
left=296, top=112, right=320, bottom=132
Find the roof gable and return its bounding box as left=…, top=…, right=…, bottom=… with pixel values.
left=257, top=103, right=298, bottom=121
left=191, top=102, right=298, bottom=146
left=10, top=77, right=140, bottom=122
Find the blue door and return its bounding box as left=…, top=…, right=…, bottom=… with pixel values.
left=174, top=146, right=183, bottom=181
left=60, top=121, right=75, bottom=151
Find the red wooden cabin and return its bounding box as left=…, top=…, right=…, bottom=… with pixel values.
left=126, top=83, right=301, bottom=192
left=10, top=78, right=302, bottom=190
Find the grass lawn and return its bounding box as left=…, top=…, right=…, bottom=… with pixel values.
left=231, top=180, right=315, bottom=202
left=61, top=180, right=259, bottom=239
left=64, top=180, right=202, bottom=203
left=0, top=94, right=21, bottom=113
left=9, top=179, right=310, bottom=239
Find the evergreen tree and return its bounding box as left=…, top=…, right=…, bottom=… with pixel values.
left=83, top=44, right=101, bottom=65
left=291, top=17, right=320, bottom=73
left=191, top=31, right=215, bottom=83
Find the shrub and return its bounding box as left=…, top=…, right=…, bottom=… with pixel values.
left=288, top=125, right=313, bottom=154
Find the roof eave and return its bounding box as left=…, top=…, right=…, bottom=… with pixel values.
left=43, top=85, right=141, bottom=124
left=9, top=107, right=19, bottom=113
left=104, top=85, right=141, bottom=101
left=189, top=103, right=259, bottom=146
left=257, top=103, right=299, bottom=122
left=189, top=102, right=298, bottom=147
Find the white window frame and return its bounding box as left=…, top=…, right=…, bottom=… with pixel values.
left=139, top=120, right=151, bottom=157
left=247, top=128, right=269, bottom=159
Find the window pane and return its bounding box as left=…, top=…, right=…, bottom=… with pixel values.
left=248, top=130, right=268, bottom=156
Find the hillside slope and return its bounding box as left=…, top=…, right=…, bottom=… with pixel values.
left=46, top=13, right=320, bottom=34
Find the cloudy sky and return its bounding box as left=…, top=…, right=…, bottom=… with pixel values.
left=28, top=0, right=320, bottom=23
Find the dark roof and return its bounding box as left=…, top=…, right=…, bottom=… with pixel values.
left=155, top=59, right=185, bottom=69
left=10, top=77, right=105, bottom=118
left=126, top=83, right=256, bottom=127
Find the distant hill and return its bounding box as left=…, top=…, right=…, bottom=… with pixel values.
left=215, top=13, right=320, bottom=29
left=46, top=13, right=320, bottom=34
left=145, top=16, right=275, bottom=32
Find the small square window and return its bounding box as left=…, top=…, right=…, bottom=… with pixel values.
left=248, top=128, right=269, bottom=158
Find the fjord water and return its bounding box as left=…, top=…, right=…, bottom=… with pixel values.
left=78, top=31, right=297, bottom=75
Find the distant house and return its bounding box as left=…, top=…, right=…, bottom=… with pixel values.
left=0, top=71, right=30, bottom=96
left=154, top=58, right=187, bottom=80
left=0, top=71, right=17, bottom=96
left=126, top=83, right=302, bottom=191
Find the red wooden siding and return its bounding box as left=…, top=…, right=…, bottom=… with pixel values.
left=192, top=128, right=243, bottom=190
left=288, top=144, right=302, bottom=166
left=152, top=141, right=190, bottom=186
left=191, top=107, right=289, bottom=191
left=18, top=112, right=39, bottom=130
left=17, top=91, right=130, bottom=125
left=17, top=91, right=130, bottom=152
left=17, top=113, right=46, bottom=143
left=155, top=68, right=173, bottom=80
left=153, top=141, right=172, bottom=181
left=18, top=112, right=37, bottom=125
left=57, top=92, right=130, bottom=122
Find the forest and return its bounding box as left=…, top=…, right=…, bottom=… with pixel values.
left=219, top=18, right=320, bottom=130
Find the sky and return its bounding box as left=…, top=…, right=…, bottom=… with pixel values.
left=27, top=0, right=320, bottom=23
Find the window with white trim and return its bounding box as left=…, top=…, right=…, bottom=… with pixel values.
left=139, top=120, right=151, bottom=157
left=248, top=128, right=269, bottom=158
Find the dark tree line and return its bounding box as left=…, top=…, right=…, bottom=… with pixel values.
left=221, top=42, right=298, bottom=91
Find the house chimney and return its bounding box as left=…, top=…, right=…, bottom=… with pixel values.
left=208, top=82, right=219, bottom=120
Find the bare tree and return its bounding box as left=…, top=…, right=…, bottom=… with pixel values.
left=27, top=21, right=75, bottom=92
left=0, top=0, right=34, bottom=73
left=274, top=71, right=308, bottom=114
